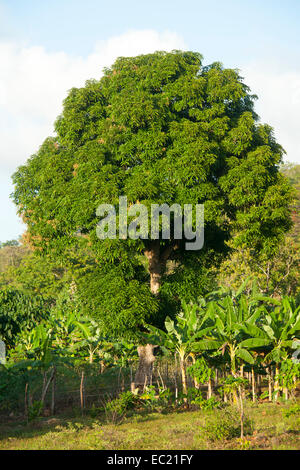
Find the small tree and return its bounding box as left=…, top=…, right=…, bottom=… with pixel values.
left=221, top=376, right=249, bottom=439
left=187, top=357, right=215, bottom=398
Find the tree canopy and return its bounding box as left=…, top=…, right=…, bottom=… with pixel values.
left=12, top=50, right=293, bottom=338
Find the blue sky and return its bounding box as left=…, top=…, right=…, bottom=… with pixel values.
left=1, top=0, right=300, bottom=242
left=2, top=0, right=300, bottom=65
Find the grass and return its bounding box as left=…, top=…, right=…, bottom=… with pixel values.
left=0, top=401, right=299, bottom=450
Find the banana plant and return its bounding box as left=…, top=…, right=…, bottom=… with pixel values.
left=13, top=323, right=57, bottom=412
left=71, top=318, right=98, bottom=363
left=145, top=301, right=215, bottom=395
left=13, top=323, right=53, bottom=365
left=199, top=293, right=267, bottom=376
left=48, top=311, right=83, bottom=351
left=112, top=340, right=138, bottom=368
left=240, top=297, right=300, bottom=399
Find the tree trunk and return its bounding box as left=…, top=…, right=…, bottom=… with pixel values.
left=191, top=354, right=199, bottom=389
left=133, top=241, right=172, bottom=392
left=24, top=383, right=28, bottom=420
left=133, top=242, right=177, bottom=393
left=132, top=344, right=156, bottom=391
left=268, top=367, right=273, bottom=402
left=230, top=351, right=238, bottom=403
left=144, top=240, right=177, bottom=294
left=80, top=370, right=85, bottom=411
left=207, top=377, right=212, bottom=399
left=238, top=385, right=244, bottom=440
left=274, top=365, right=280, bottom=401
left=144, top=240, right=163, bottom=295
left=240, top=365, right=245, bottom=400
left=180, top=357, right=188, bottom=397
left=51, top=366, right=56, bottom=415
left=257, top=373, right=262, bottom=397
left=41, top=367, right=56, bottom=408
left=252, top=367, right=256, bottom=403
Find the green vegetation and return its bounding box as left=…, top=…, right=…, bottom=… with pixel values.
left=0, top=402, right=299, bottom=450
left=0, top=51, right=300, bottom=450
left=11, top=50, right=293, bottom=338
left=0, top=282, right=299, bottom=449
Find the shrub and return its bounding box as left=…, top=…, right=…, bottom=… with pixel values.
left=0, top=288, right=48, bottom=348
left=191, top=391, right=221, bottom=410
left=187, top=358, right=215, bottom=385
left=28, top=400, right=44, bottom=421
left=202, top=409, right=253, bottom=441
left=104, top=391, right=138, bottom=423
left=139, top=386, right=174, bottom=412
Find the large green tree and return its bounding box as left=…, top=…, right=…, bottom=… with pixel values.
left=12, top=51, right=292, bottom=341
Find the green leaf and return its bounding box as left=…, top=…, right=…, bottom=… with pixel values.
left=235, top=348, right=254, bottom=364
left=262, top=324, right=276, bottom=340
left=193, top=340, right=222, bottom=351
left=242, top=322, right=269, bottom=340
left=240, top=338, right=271, bottom=349
left=73, top=321, right=91, bottom=339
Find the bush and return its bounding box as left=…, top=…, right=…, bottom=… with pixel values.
left=28, top=401, right=44, bottom=421
left=201, top=409, right=253, bottom=441
left=139, top=386, right=174, bottom=412
left=191, top=391, right=221, bottom=411
left=0, top=288, right=49, bottom=348
left=187, top=358, right=215, bottom=385
left=104, top=391, right=138, bottom=423
left=106, top=391, right=137, bottom=413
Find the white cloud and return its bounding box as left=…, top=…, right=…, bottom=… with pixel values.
left=0, top=28, right=186, bottom=240
left=0, top=29, right=186, bottom=173
left=1, top=31, right=298, bottom=175
left=241, top=62, right=300, bottom=164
